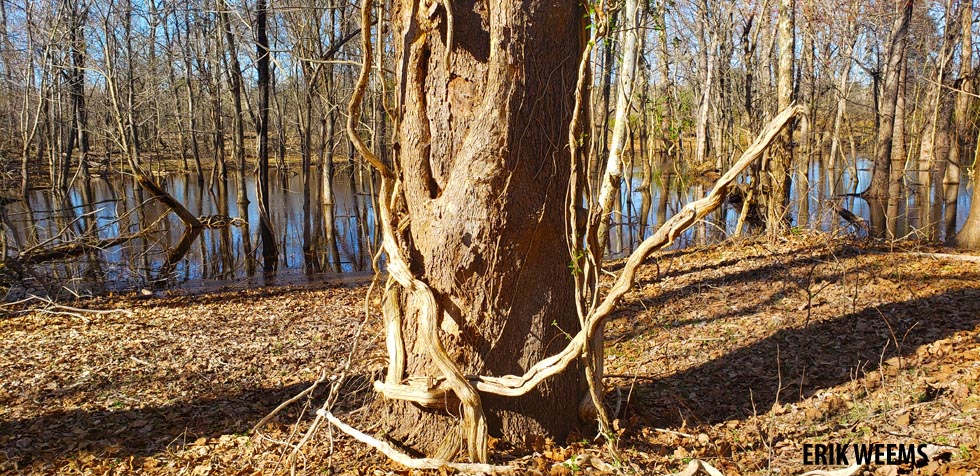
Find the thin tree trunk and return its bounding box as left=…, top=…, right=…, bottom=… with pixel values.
left=767, top=0, right=796, bottom=235
left=916, top=0, right=958, bottom=238
left=255, top=0, right=277, bottom=273
left=220, top=1, right=247, bottom=205
left=181, top=32, right=205, bottom=183
left=885, top=60, right=907, bottom=238
left=945, top=0, right=972, bottom=241
left=596, top=0, right=642, bottom=250
left=828, top=28, right=856, bottom=178
left=590, top=31, right=615, bottom=194
left=865, top=0, right=912, bottom=199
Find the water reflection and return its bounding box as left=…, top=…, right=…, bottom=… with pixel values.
left=5, top=164, right=377, bottom=296
left=608, top=156, right=972, bottom=255
left=2, top=156, right=973, bottom=296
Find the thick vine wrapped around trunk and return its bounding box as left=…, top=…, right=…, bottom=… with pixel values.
left=342, top=0, right=806, bottom=463
left=344, top=0, right=585, bottom=462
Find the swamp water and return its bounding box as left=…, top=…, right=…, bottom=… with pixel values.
left=3, top=157, right=973, bottom=298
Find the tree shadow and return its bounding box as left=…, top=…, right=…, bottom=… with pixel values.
left=625, top=287, right=980, bottom=427
left=0, top=374, right=373, bottom=470
left=84, top=272, right=374, bottom=312
left=605, top=247, right=852, bottom=344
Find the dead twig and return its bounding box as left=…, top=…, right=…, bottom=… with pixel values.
left=252, top=368, right=328, bottom=433
left=4, top=294, right=134, bottom=320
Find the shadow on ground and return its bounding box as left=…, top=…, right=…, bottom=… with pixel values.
left=0, top=375, right=372, bottom=469
left=628, top=286, right=980, bottom=427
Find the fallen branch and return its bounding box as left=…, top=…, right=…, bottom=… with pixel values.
left=17, top=234, right=141, bottom=265
left=3, top=294, right=134, bottom=321
left=252, top=368, right=328, bottom=432
left=833, top=204, right=868, bottom=232
left=321, top=410, right=511, bottom=473
left=903, top=251, right=980, bottom=263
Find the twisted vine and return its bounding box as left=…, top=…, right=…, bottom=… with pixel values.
left=339, top=0, right=807, bottom=466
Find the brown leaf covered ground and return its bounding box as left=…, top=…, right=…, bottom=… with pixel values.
left=1, top=233, right=978, bottom=475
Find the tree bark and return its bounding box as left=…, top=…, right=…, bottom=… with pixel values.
left=220, top=1, right=247, bottom=203
left=828, top=23, right=857, bottom=181
left=916, top=0, right=959, bottom=239
left=68, top=0, right=90, bottom=183
left=380, top=0, right=585, bottom=458
left=596, top=0, right=642, bottom=250
left=885, top=60, right=907, bottom=238
left=945, top=0, right=972, bottom=241
left=255, top=0, right=278, bottom=273
left=864, top=0, right=912, bottom=199
left=767, top=0, right=795, bottom=235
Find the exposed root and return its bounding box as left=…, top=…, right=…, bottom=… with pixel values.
left=3, top=294, right=134, bottom=321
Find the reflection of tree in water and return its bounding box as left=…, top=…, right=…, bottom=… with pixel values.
left=1, top=155, right=973, bottom=299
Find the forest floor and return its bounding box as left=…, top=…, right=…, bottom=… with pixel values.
left=1, top=232, right=978, bottom=475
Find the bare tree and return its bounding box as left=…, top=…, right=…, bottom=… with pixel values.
left=766, top=0, right=796, bottom=234
left=864, top=0, right=912, bottom=200
left=596, top=0, right=642, bottom=251
left=255, top=0, right=278, bottom=272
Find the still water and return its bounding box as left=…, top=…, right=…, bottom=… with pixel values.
left=3, top=157, right=974, bottom=297
left=604, top=156, right=973, bottom=255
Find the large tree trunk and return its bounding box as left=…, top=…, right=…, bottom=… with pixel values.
left=380, top=0, right=584, bottom=458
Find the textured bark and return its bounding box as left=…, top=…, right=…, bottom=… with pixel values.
left=596, top=0, right=642, bottom=250
left=945, top=0, right=972, bottom=241
left=766, top=0, right=795, bottom=234
left=255, top=0, right=278, bottom=273
left=382, top=0, right=584, bottom=456
left=865, top=0, right=912, bottom=199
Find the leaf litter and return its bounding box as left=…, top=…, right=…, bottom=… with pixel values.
left=1, top=233, right=978, bottom=475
